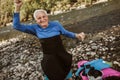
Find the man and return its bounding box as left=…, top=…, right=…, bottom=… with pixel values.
left=13, top=0, right=85, bottom=80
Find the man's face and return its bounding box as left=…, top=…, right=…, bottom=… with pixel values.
left=35, top=12, right=48, bottom=28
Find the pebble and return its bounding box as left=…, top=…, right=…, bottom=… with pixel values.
left=0, top=26, right=120, bottom=79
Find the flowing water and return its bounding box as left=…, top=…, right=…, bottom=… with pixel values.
left=0, top=1, right=120, bottom=79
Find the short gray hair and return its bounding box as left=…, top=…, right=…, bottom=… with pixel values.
left=33, top=9, right=48, bottom=20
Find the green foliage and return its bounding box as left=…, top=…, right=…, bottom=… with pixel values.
left=0, top=0, right=108, bottom=27
left=0, top=0, right=14, bottom=26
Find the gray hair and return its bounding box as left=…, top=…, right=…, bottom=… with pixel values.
left=33, top=9, right=48, bottom=20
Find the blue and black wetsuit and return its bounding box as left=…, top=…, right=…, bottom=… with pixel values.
left=13, top=13, right=76, bottom=80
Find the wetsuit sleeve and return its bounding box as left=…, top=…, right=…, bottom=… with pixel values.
left=56, top=21, right=76, bottom=39
left=13, top=13, right=36, bottom=35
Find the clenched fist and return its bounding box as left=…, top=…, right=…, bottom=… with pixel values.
left=75, top=32, right=85, bottom=41
left=14, top=0, right=23, bottom=12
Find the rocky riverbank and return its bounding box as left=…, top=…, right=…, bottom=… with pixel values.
left=71, top=25, right=120, bottom=79
left=0, top=25, right=120, bottom=80
left=0, top=6, right=120, bottom=80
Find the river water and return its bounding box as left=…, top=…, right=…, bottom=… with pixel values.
left=1, top=8, right=120, bottom=41
left=0, top=4, right=120, bottom=80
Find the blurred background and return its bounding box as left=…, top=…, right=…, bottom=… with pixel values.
left=0, top=0, right=120, bottom=80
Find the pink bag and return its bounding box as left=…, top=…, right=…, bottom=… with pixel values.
left=77, top=60, right=120, bottom=80
left=78, top=60, right=89, bottom=80
left=102, top=68, right=120, bottom=78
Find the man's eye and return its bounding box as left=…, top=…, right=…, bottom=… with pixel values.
left=38, top=17, right=41, bottom=19
left=43, top=16, right=46, bottom=18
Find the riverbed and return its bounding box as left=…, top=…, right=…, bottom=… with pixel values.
left=0, top=8, right=120, bottom=80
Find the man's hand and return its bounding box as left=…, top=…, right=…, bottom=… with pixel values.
left=75, top=32, right=85, bottom=41
left=14, top=0, right=23, bottom=12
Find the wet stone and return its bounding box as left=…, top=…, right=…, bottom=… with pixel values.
left=0, top=26, right=120, bottom=79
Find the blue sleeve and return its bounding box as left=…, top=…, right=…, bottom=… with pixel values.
left=56, top=21, right=76, bottom=39
left=13, top=13, right=36, bottom=35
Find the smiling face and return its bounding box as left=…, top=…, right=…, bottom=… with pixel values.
left=35, top=11, right=49, bottom=28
